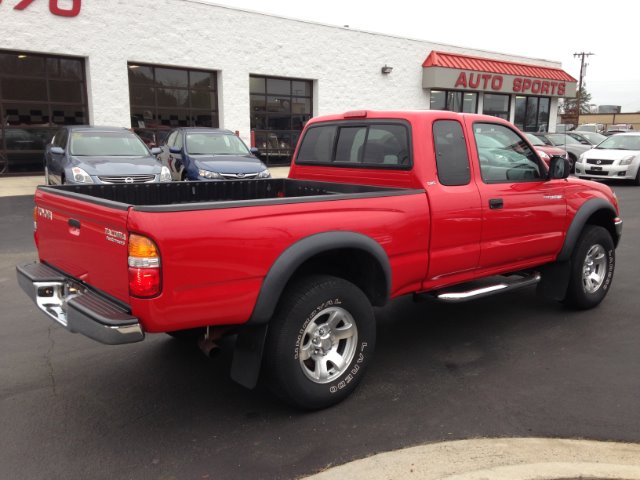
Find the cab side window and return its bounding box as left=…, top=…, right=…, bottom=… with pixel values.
left=474, top=123, right=543, bottom=183
left=432, top=120, right=470, bottom=186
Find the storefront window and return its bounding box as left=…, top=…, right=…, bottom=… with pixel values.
left=430, top=90, right=477, bottom=113
left=128, top=64, right=218, bottom=147
left=483, top=94, right=510, bottom=120
left=0, top=50, right=87, bottom=174
left=514, top=96, right=550, bottom=132
left=250, top=75, right=313, bottom=165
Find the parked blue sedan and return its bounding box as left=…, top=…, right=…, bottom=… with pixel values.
left=44, top=126, right=171, bottom=185
left=158, top=127, right=270, bottom=181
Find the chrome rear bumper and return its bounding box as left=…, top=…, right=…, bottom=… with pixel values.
left=16, top=262, right=144, bottom=345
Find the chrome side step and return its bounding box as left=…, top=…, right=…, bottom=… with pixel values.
left=418, top=272, right=541, bottom=303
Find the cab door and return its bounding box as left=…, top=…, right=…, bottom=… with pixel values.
left=468, top=121, right=567, bottom=270
left=425, top=119, right=482, bottom=282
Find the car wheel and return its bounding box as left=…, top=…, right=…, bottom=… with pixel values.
left=264, top=275, right=376, bottom=410
left=568, top=153, right=576, bottom=173
left=564, top=225, right=615, bottom=309
left=634, top=167, right=640, bottom=186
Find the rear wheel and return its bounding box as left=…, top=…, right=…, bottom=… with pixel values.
left=564, top=225, right=615, bottom=309
left=264, top=275, right=376, bottom=410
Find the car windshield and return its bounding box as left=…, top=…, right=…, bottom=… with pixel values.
left=70, top=131, right=149, bottom=156
left=595, top=135, right=640, bottom=151
left=525, top=133, right=546, bottom=146
left=576, top=125, right=597, bottom=132
left=186, top=133, right=250, bottom=155
left=574, top=132, right=606, bottom=144
left=547, top=134, right=582, bottom=146
left=474, top=134, right=504, bottom=148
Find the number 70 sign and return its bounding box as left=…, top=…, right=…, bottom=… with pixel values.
left=0, top=0, right=81, bottom=17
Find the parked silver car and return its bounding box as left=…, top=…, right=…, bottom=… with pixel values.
left=575, top=132, right=640, bottom=185
left=533, top=133, right=594, bottom=172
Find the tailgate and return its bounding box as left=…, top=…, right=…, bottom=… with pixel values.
left=34, top=188, right=131, bottom=302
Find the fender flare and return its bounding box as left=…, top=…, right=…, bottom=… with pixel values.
left=557, top=198, right=617, bottom=262
left=248, top=231, right=392, bottom=325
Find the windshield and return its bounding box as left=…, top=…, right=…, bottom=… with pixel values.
left=547, top=134, right=582, bottom=146
left=575, top=132, right=606, bottom=144
left=525, top=133, right=546, bottom=146
left=70, top=131, right=149, bottom=156
left=186, top=133, right=250, bottom=155
left=596, top=135, right=640, bottom=150
left=576, top=125, right=597, bottom=132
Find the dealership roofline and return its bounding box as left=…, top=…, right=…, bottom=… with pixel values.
left=182, top=0, right=564, bottom=68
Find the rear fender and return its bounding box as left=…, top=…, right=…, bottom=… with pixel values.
left=231, top=231, right=391, bottom=389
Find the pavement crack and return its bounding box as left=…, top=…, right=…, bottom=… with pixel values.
left=45, top=325, right=58, bottom=396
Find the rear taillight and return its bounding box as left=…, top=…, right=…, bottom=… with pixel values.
left=128, top=234, right=161, bottom=297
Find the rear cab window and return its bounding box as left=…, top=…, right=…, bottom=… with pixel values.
left=432, top=120, right=471, bottom=186
left=296, top=121, right=411, bottom=169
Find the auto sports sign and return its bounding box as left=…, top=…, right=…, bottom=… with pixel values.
left=0, top=0, right=81, bottom=17
left=422, top=66, right=577, bottom=98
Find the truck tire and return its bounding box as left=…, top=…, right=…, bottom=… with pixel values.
left=564, top=225, right=615, bottom=309
left=264, top=275, right=375, bottom=410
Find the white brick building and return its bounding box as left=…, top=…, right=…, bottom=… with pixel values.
left=0, top=0, right=576, bottom=173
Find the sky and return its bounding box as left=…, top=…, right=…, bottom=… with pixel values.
left=201, top=0, right=640, bottom=112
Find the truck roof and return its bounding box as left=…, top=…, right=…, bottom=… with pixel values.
left=305, top=110, right=513, bottom=126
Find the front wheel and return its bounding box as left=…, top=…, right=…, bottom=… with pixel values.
left=564, top=225, right=615, bottom=309
left=264, top=275, right=376, bottom=410
left=567, top=153, right=576, bottom=173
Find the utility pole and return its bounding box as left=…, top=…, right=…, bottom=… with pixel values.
left=573, top=52, right=594, bottom=120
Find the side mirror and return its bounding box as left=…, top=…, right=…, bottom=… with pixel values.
left=250, top=147, right=260, bottom=156
left=548, top=156, right=570, bottom=180
left=150, top=147, right=162, bottom=155
left=169, top=146, right=182, bottom=154
left=50, top=146, right=65, bottom=155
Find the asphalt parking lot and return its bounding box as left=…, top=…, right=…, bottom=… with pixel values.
left=1, top=182, right=639, bottom=480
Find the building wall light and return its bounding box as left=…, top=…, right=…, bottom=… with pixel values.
left=381, top=65, right=393, bottom=74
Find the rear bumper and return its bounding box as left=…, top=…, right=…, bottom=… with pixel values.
left=16, top=262, right=144, bottom=345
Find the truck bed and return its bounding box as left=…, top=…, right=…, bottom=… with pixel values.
left=39, top=179, right=419, bottom=212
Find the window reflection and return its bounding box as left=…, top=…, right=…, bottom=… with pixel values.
left=0, top=51, right=87, bottom=174
left=128, top=64, right=219, bottom=147
left=514, top=95, right=551, bottom=132
left=430, top=90, right=477, bottom=113
left=483, top=94, right=510, bottom=120
left=250, top=75, right=313, bottom=165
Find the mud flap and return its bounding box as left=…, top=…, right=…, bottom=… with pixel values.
left=536, top=261, right=571, bottom=301
left=230, top=324, right=269, bottom=389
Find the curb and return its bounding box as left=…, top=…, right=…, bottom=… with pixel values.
left=303, top=438, right=640, bottom=480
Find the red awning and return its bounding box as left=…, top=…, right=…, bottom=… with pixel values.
left=423, top=51, right=576, bottom=83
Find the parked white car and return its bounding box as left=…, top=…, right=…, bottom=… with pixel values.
left=575, top=133, right=640, bottom=185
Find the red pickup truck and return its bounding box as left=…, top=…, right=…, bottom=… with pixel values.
left=18, top=110, right=623, bottom=409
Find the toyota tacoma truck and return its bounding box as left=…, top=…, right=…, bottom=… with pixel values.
left=17, top=110, right=623, bottom=409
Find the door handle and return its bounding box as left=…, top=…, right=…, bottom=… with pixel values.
left=489, top=198, right=503, bottom=209
left=68, top=218, right=81, bottom=236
